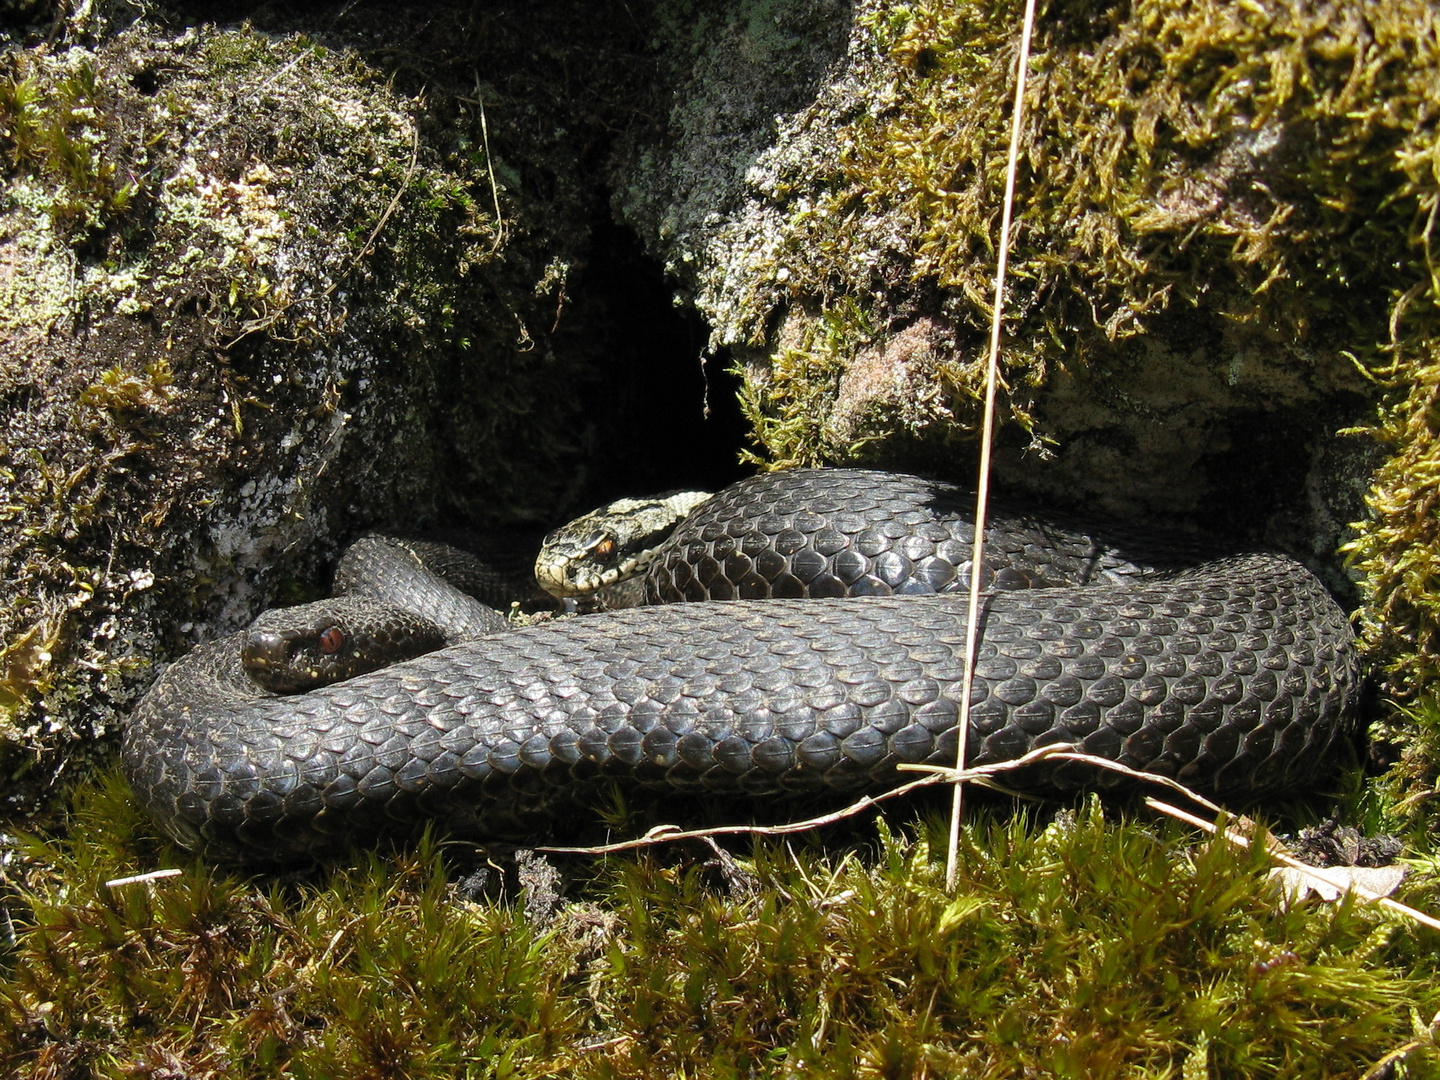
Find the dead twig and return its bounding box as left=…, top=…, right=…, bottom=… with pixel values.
left=534, top=773, right=947, bottom=856
left=947, top=0, right=1040, bottom=891
left=535, top=743, right=1072, bottom=856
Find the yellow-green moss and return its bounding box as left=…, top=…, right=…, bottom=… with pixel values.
left=1343, top=336, right=1440, bottom=808
left=1319, top=2, right=1440, bottom=803
left=734, top=299, right=878, bottom=469
left=2, top=774, right=1437, bottom=1078
left=732, top=0, right=1431, bottom=467
left=0, top=57, right=133, bottom=240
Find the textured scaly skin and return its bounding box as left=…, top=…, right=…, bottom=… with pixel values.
left=123, top=469, right=1362, bottom=863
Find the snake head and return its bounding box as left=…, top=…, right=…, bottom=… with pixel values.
left=535, top=527, right=624, bottom=597
left=241, top=598, right=447, bottom=693
left=535, top=490, right=712, bottom=599
left=241, top=621, right=359, bottom=694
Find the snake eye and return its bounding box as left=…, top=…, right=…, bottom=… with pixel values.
left=584, top=531, right=617, bottom=561
left=317, top=625, right=345, bottom=655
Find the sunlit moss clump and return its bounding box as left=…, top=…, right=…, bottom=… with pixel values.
left=723, top=0, right=1428, bottom=466
left=735, top=300, right=880, bottom=469
left=1343, top=333, right=1440, bottom=808
left=1, top=774, right=1437, bottom=1077
left=0, top=58, right=134, bottom=238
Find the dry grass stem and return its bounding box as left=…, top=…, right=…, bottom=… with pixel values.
left=947, top=0, right=1040, bottom=894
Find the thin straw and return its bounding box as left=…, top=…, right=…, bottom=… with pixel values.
left=946, top=0, right=1039, bottom=891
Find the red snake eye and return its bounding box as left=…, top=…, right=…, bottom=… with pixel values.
left=318, top=626, right=345, bottom=655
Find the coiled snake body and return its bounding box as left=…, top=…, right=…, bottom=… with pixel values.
left=124, top=469, right=1362, bottom=863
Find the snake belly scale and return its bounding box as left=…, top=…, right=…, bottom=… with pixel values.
left=123, top=469, right=1363, bottom=863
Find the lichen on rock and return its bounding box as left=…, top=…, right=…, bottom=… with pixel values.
left=0, top=14, right=630, bottom=772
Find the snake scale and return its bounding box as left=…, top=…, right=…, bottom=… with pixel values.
left=123, top=469, right=1363, bottom=864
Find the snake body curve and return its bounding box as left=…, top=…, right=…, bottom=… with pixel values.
left=123, top=469, right=1362, bottom=863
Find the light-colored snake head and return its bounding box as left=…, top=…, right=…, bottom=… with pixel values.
left=535, top=490, right=712, bottom=599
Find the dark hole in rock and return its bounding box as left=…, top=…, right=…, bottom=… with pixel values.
left=570, top=217, right=749, bottom=509
left=130, top=67, right=161, bottom=95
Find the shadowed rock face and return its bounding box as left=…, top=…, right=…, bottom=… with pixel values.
left=0, top=1, right=1410, bottom=808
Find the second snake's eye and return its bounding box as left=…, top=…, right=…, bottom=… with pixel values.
left=585, top=531, right=616, bottom=562
left=317, top=625, right=345, bottom=655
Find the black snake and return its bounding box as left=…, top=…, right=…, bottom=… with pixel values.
left=123, top=468, right=1363, bottom=864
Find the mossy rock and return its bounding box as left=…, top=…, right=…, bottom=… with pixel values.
left=618, top=1, right=1391, bottom=516
left=0, top=12, right=654, bottom=773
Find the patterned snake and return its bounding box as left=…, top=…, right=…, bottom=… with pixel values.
left=123, top=469, right=1363, bottom=864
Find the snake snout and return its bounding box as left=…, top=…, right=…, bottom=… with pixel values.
left=240, top=627, right=323, bottom=694
left=535, top=533, right=622, bottom=598
left=534, top=551, right=578, bottom=598
left=239, top=627, right=293, bottom=670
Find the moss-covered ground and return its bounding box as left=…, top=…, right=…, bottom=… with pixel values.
left=0, top=773, right=1436, bottom=1079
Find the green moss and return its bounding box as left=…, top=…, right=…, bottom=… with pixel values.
left=0, top=616, right=64, bottom=738
left=0, top=58, right=134, bottom=241
left=1, top=775, right=578, bottom=1077
left=78, top=358, right=174, bottom=420
left=2, top=775, right=1436, bottom=1077
left=734, top=299, right=879, bottom=468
